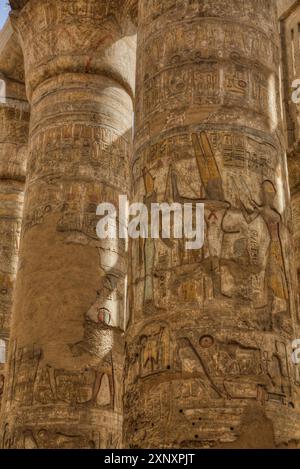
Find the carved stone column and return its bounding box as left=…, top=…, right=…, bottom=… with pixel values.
left=124, top=0, right=300, bottom=448
left=0, top=78, right=29, bottom=409
left=279, top=2, right=300, bottom=298
left=0, top=0, right=136, bottom=449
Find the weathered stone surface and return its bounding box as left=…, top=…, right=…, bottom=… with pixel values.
left=0, top=0, right=299, bottom=450
left=278, top=0, right=297, bottom=18
left=279, top=1, right=300, bottom=302
left=0, top=78, right=29, bottom=410
left=0, top=0, right=136, bottom=449
left=10, top=1, right=28, bottom=10
left=124, top=0, right=300, bottom=449
left=0, top=18, right=25, bottom=83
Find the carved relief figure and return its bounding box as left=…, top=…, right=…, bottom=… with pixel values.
left=125, top=322, right=174, bottom=384
left=192, top=131, right=230, bottom=297
left=240, top=180, right=290, bottom=316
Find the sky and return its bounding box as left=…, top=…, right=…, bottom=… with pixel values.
left=0, top=0, right=9, bottom=30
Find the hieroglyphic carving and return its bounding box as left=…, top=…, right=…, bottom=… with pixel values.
left=1, top=0, right=136, bottom=448
left=279, top=1, right=300, bottom=306
left=125, top=322, right=176, bottom=386
left=0, top=83, right=29, bottom=413
left=2, top=0, right=299, bottom=450
left=125, top=0, right=300, bottom=449
left=1, top=341, right=121, bottom=449
left=2, top=422, right=117, bottom=449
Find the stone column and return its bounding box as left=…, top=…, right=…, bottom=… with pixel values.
left=279, top=2, right=300, bottom=298
left=0, top=0, right=136, bottom=449
left=0, top=78, right=29, bottom=409
left=124, top=0, right=300, bottom=448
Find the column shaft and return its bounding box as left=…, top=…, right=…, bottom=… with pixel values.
left=125, top=0, right=300, bottom=448
left=1, top=0, right=136, bottom=449
left=0, top=79, right=29, bottom=409
left=279, top=2, right=300, bottom=298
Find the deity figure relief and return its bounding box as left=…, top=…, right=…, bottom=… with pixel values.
left=240, top=180, right=290, bottom=313
left=140, top=327, right=170, bottom=376
left=127, top=323, right=172, bottom=382
left=141, top=168, right=173, bottom=314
